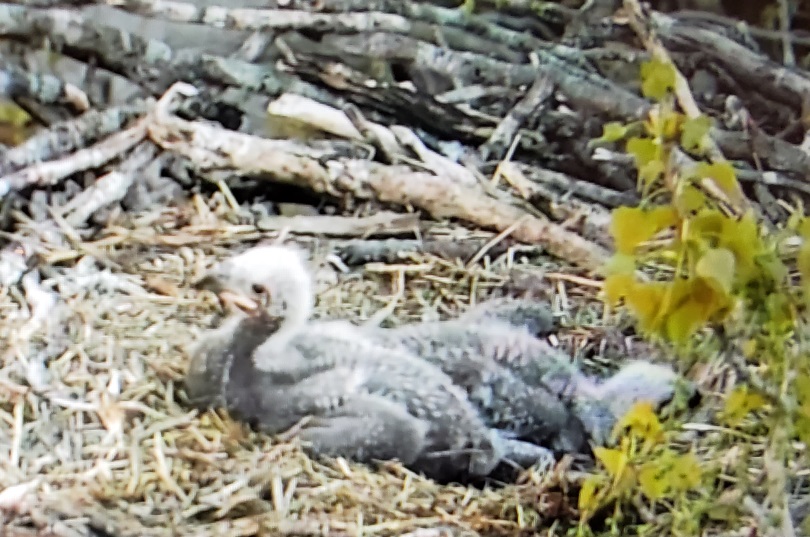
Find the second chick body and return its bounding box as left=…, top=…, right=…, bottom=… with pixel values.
left=360, top=297, right=690, bottom=451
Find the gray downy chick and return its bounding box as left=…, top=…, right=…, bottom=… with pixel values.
left=190, top=245, right=695, bottom=474
left=364, top=312, right=594, bottom=454
left=186, top=244, right=525, bottom=482
left=191, top=246, right=597, bottom=458
left=366, top=300, right=697, bottom=452
left=456, top=297, right=558, bottom=337
left=471, top=302, right=699, bottom=443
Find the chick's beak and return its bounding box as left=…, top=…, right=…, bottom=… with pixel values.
left=193, top=273, right=260, bottom=314
left=220, top=290, right=260, bottom=313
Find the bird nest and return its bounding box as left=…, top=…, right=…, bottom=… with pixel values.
left=0, top=198, right=686, bottom=537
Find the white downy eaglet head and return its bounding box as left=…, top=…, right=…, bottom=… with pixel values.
left=200, top=244, right=314, bottom=318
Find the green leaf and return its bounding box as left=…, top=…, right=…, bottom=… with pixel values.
left=794, top=376, right=810, bottom=446
left=765, top=292, right=794, bottom=332
left=640, top=59, right=676, bottom=101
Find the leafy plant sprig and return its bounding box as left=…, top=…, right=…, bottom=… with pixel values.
left=579, top=58, right=810, bottom=535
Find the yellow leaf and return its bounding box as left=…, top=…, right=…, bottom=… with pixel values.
left=640, top=59, right=677, bottom=101
left=598, top=121, right=630, bottom=143
left=0, top=100, right=31, bottom=126
left=626, top=137, right=659, bottom=169
left=0, top=100, right=33, bottom=146
left=695, top=161, right=737, bottom=191
left=638, top=451, right=702, bottom=501
left=795, top=406, right=810, bottom=447
left=721, top=212, right=761, bottom=281
left=673, top=452, right=703, bottom=490
left=603, top=273, right=636, bottom=306
left=681, top=115, right=713, bottom=153
left=639, top=159, right=666, bottom=187
left=593, top=447, right=627, bottom=478
left=644, top=106, right=683, bottom=141
left=689, top=209, right=760, bottom=282
left=648, top=205, right=679, bottom=233
left=603, top=253, right=637, bottom=276
left=661, top=111, right=685, bottom=140
left=795, top=373, right=810, bottom=403
left=765, top=293, right=794, bottom=332
left=674, top=185, right=707, bottom=215
left=625, top=281, right=668, bottom=334
left=741, top=339, right=758, bottom=360
left=722, top=385, right=767, bottom=427
left=610, top=206, right=678, bottom=254
left=695, top=248, right=736, bottom=296
left=708, top=488, right=744, bottom=521
left=665, top=298, right=710, bottom=343
left=638, top=461, right=668, bottom=500
left=693, top=161, right=742, bottom=201
left=664, top=278, right=731, bottom=343
left=578, top=474, right=603, bottom=513
left=687, top=208, right=725, bottom=239
left=798, top=241, right=810, bottom=298
left=614, top=401, right=664, bottom=445
left=459, top=0, right=476, bottom=14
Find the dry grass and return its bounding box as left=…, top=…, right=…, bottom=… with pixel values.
left=0, top=195, right=729, bottom=537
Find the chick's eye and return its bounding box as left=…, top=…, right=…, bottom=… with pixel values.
left=252, top=284, right=265, bottom=295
